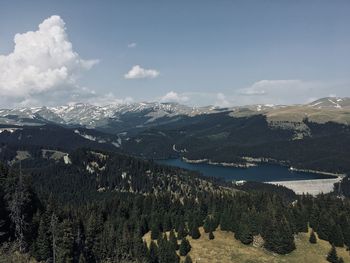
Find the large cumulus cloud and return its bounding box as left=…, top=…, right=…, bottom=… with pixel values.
left=0, top=15, right=98, bottom=106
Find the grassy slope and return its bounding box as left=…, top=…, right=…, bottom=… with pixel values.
left=144, top=227, right=350, bottom=263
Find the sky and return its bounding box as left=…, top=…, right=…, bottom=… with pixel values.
left=0, top=0, right=349, bottom=107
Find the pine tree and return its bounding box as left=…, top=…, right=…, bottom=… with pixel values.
left=203, top=216, right=211, bottom=233
left=184, top=255, right=193, bottom=263
left=85, top=213, right=103, bottom=262
left=317, top=213, right=333, bottom=241
left=263, top=217, right=295, bottom=254
left=326, top=245, right=339, bottom=263
left=169, top=229, right=179, bottom=250
left=151, top=220, right=161, bottom=240
left=163, top=213, right=172, bottom=232
left=329, top=224, right=344, bottom=247
left=179, top=238, right=191, bottom=256
left=56, top=219, right=74, bottom=263
left=190, top=222, right=201, bottom=239
left=0, top=177, right=10, bottom=244
left=309, top=229, right=317, bottom=244
left=5, top=168, right=34, bottom=253
left=148, top=240, right=159, bottom=263
left=309, top=204, right=320, bottom=231
left=237, top=223, right=253, bottom=245
left=177, top=221, right=188, bottom=240
left=209, top=230, right=214, bottom=240
left=220, top=210, right=232, bottom=231
left=35, top=217, right=51, bottom=261
left=157, top=236, right=179, bottom=263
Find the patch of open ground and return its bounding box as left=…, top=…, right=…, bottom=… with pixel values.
left=143, top=227, right=350, bottom=263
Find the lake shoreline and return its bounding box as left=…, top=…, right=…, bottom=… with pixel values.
left=156, top=158, right=339, bottom=183
left=181, top=157, right=343, bottom=178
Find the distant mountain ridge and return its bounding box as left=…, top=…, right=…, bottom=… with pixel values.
left=0, top=102, right=222, bottom=128
left=1, top=97, right=350, bottom=129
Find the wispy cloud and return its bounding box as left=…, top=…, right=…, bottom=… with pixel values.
left=124, top=65, right=160, bottom=79
left=127, top=42, right=137, bottom=48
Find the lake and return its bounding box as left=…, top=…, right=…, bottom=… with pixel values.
left=156, top=158, right=335, bottom=182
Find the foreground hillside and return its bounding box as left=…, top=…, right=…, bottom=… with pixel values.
left=0, top=144, right=350, bottom=263
left=143, top=227, right=350, bottom=263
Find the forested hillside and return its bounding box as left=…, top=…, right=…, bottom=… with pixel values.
left=123, top=114, right=350, bottom=174
left=0, top=147, right=350, bottom=262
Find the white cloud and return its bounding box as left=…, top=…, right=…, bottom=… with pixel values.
left=124, top=65, right=160, bottom=79
left=214, top=93, right=232, bottom=107
left=127, top=42, right=137, bottom=48
left=0, top=15, right=98, bottom=106
left=160, top=91, right=189, bottom=103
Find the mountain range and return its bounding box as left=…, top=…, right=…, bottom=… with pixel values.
left=1, top=97, right=350, bottom=130
left=1, top=97, right=350, bottom=175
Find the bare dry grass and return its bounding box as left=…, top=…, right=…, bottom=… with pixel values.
left=143, top=227, right=350, bottom=263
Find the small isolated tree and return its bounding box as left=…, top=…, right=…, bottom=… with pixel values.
left=184, top=255, right=193, bottom=263
left=179, top=238, right=191, bottom=256
left=209, top=230, right=214, bottom=240
left=309, top=229, right=317, bottom=244
left=190, top=224, right=201, bottom=239
left=326, top=245, right=339, bottom=263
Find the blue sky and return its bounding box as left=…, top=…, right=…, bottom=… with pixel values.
left=0, top=0, right=349, bottom=107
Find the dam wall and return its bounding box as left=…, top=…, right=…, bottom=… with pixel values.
left=267, top=177, right=342, bottom=196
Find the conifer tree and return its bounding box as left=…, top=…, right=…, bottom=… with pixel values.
left=158, top=235, right=179, bottom=263
left=177, top=221, right=188, bottom=240
left=203, top=216, right=211, bottom=233
left=309, top=229, right=317, bottom=244
left=85, top=213, right=103, bottom=262
left=317, top=213, right=333, bottom=241
left=326, top=245, right=339, bottom=263
left=0, top=179, right=10, bottom=244
left=184, top=255, right=193, bottom=263
left=237, top=223, right=253, bottom=245
left=263, top=217, right=295, bottom=254
left=190, top=222, right=201, bottom=239
left=220, top=210, right=231, bottom=231
left=309, top=204, right=320, bottom=231
left=148, top=240, right=159, bottom=263
left=151, top=220, right=161, bottom=240
left=35, top=217, right=51, bottom=261
left=56, top=219, right=74, bottom=263
left=169, top=229, right=179, bottom=250
left=209, top=230, right=214, bottom=240
left=5, top=169, right=34, bottom=253
left=179, top=238, right=191, bottom=256
left=329, top=224, right=344, bottom=247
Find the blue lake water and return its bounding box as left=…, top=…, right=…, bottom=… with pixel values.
left=156, top=159, right=335, bottom=182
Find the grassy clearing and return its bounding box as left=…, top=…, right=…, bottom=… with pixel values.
left=143, top=227, right=350, bottom=263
